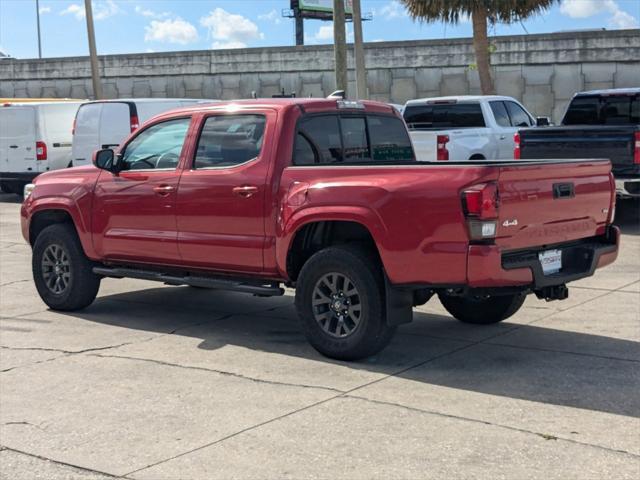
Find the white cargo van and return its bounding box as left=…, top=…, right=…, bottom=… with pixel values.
left=71, top=98, right=215, bottom=166
left=0, top=101, right=84, bottom=194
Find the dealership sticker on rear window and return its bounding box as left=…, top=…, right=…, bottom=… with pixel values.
left=539, top=249, right=562, bottom=275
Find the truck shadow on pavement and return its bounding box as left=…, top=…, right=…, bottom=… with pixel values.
left=58, top=285, right=640, bottom=419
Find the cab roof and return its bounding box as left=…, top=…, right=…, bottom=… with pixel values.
left=405, top=95, right=517, bottom=106
left=157, top=98, right=397, bottom=117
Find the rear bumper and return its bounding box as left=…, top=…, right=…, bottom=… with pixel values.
left=615, top=177, right=640, bottom=198
left=467, top=226, right=620, bottom=289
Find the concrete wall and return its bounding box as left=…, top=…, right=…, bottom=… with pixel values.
left=1, top=29, right=638, bottom=123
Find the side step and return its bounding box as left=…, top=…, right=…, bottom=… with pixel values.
left=92, top=266, right=284, bottom=296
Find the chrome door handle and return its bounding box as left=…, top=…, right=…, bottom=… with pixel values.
left=153, top=184, right=175, bottom=196
left=233, top=185, right=258, bottom=198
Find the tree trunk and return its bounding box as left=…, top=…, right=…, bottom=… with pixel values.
left=471, top=7, right=495, bottom=95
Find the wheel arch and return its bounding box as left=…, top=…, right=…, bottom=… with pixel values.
left=282, top=218, right=384, bottom=282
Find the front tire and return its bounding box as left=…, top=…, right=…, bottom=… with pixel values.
left=438, top=292, right=525, bottom=325
left=295, top=246, right=396, bottom=361
left=32, top=224, right=101, bottom=311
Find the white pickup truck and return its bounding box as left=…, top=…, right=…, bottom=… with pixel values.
left=403, top=95, right=544, bottom=161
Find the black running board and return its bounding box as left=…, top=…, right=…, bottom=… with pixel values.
left=92, top=266, right=284, bottom=296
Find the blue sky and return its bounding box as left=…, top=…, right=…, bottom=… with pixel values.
left=1, top=0, right=638, bottom=58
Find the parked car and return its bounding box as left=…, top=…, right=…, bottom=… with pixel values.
left=1, top=100, right=84, bottom=194
left=71, top=98, right=216, bottom=167
left=516, top=88, right=639, bottom=198
left=403, top=95, right=545, bottom=161
left=22, top=98, right=619, bottom=360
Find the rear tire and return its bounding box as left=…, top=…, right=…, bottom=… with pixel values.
left=295, top=245, right=396, bottom=361
left=438, top=292, right=525, bottom=325
left=32, top=224, right=101, bottom=311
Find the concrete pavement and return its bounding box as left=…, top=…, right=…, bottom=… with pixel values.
left=1, top=194, right=639, bottom=479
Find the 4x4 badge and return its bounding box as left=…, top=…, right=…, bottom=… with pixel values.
left=502, top=219, right=518, bottom=227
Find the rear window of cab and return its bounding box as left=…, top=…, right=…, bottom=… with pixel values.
left=294, top=114, right=415, bottom=165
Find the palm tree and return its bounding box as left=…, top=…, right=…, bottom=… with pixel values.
left=399, top=0, right=558, bottom=94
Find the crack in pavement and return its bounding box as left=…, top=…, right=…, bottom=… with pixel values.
left=2, top=421, right=48, bottom=432
left=123, top=341, right=478, bottom=477
left=88, top=352, right=346, bottom=394
left=125, top=281, right=640, bottom=476
left=0, top=279, right=31, bottom=288
left=0, top=445, right=127, bottom=479
left=342, top=395, right=640, bottom=459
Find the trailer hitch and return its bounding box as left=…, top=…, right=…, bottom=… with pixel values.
left=534, top=284, right=569, bottom=302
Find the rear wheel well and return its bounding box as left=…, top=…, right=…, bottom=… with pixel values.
left=30, top=210, right=74, bottom=245
left=287, top=221, right=379, bottom=281
left=469, top=154, right=486, bottom=160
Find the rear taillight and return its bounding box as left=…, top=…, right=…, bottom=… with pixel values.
left=634, top=131, right=640, bottom=165
left=130, top=114, right=139, bottom=132
left=436, top=134, right=449, bottom=161
left=72, top=116, right=77, bottom=135
left=514, top=132, right=521, bottom=159
left=462, top=182, right=498, bottom=240
left=36, top=141, right=47, bottom=161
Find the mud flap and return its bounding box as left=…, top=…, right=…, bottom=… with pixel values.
left=384, top=274, right=414, bottom=326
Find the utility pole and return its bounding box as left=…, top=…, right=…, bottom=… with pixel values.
left=333, top=0, right=348, bottom=96
left=35, top=0, right=42, bottom=58
left=352, top=0, right=366, bottom=99
left=84, top=0, right=103, bottom=99
left=293, top=0, right=304, bottom=46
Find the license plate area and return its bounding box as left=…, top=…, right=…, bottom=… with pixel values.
left=539, top=249, right=562, bottom=275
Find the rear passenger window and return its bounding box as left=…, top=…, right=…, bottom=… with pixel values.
left=294, top=114, right=415, bottom=165
left=505, top=101, right=532, bottom=127
left=489, top=101, right=511, bottom=127
left=194, top=115, right=266, bottom=168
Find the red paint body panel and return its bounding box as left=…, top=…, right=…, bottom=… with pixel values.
left=21, top=98, right=619, bottom=291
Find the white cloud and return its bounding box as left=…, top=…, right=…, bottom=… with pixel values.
left=609, top=8, right=639, bottom=28
left=59, top=0, right=121, bottom=21
left=60, top=3, right=85, bottom=20
left=94, top=0, right=120, bottom=20
left=200, top=8, right=263, bottom=49
left=258, top=9, right=281, bottom=25
left=306, top=23, right=354, bottom=44
left=39, top=6, right=51, bottom=14
left=377, top=1, right=407, bottom=20
left=144, top=17, right=199, bottom=44
left=315, top=24, right=334, bottom=41
left=135, top=5, right=170, bottom=19
left=211, top=41, right=247, bottom=49
left=560, top=0, right=638, bottom=28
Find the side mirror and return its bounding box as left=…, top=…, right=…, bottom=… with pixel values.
left=93, top=148, right=116, bottom=171
left=536, top=116, right=550, bottom=127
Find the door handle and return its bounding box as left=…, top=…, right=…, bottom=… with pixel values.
left=153, top=184, right=175, bottom=196
left=9, top=145, right=18, bottom=149
left=500, top=135, right=506, bottom=140
left=233, top=185, right=258, bottom=198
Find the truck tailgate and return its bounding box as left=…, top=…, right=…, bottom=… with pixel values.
left=520, top=126, right=637, bottom=175
left=495, top=160, right=613, bottom=250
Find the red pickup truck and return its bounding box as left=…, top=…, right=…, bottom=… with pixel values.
left=21, top=99, right=619, bottom=360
